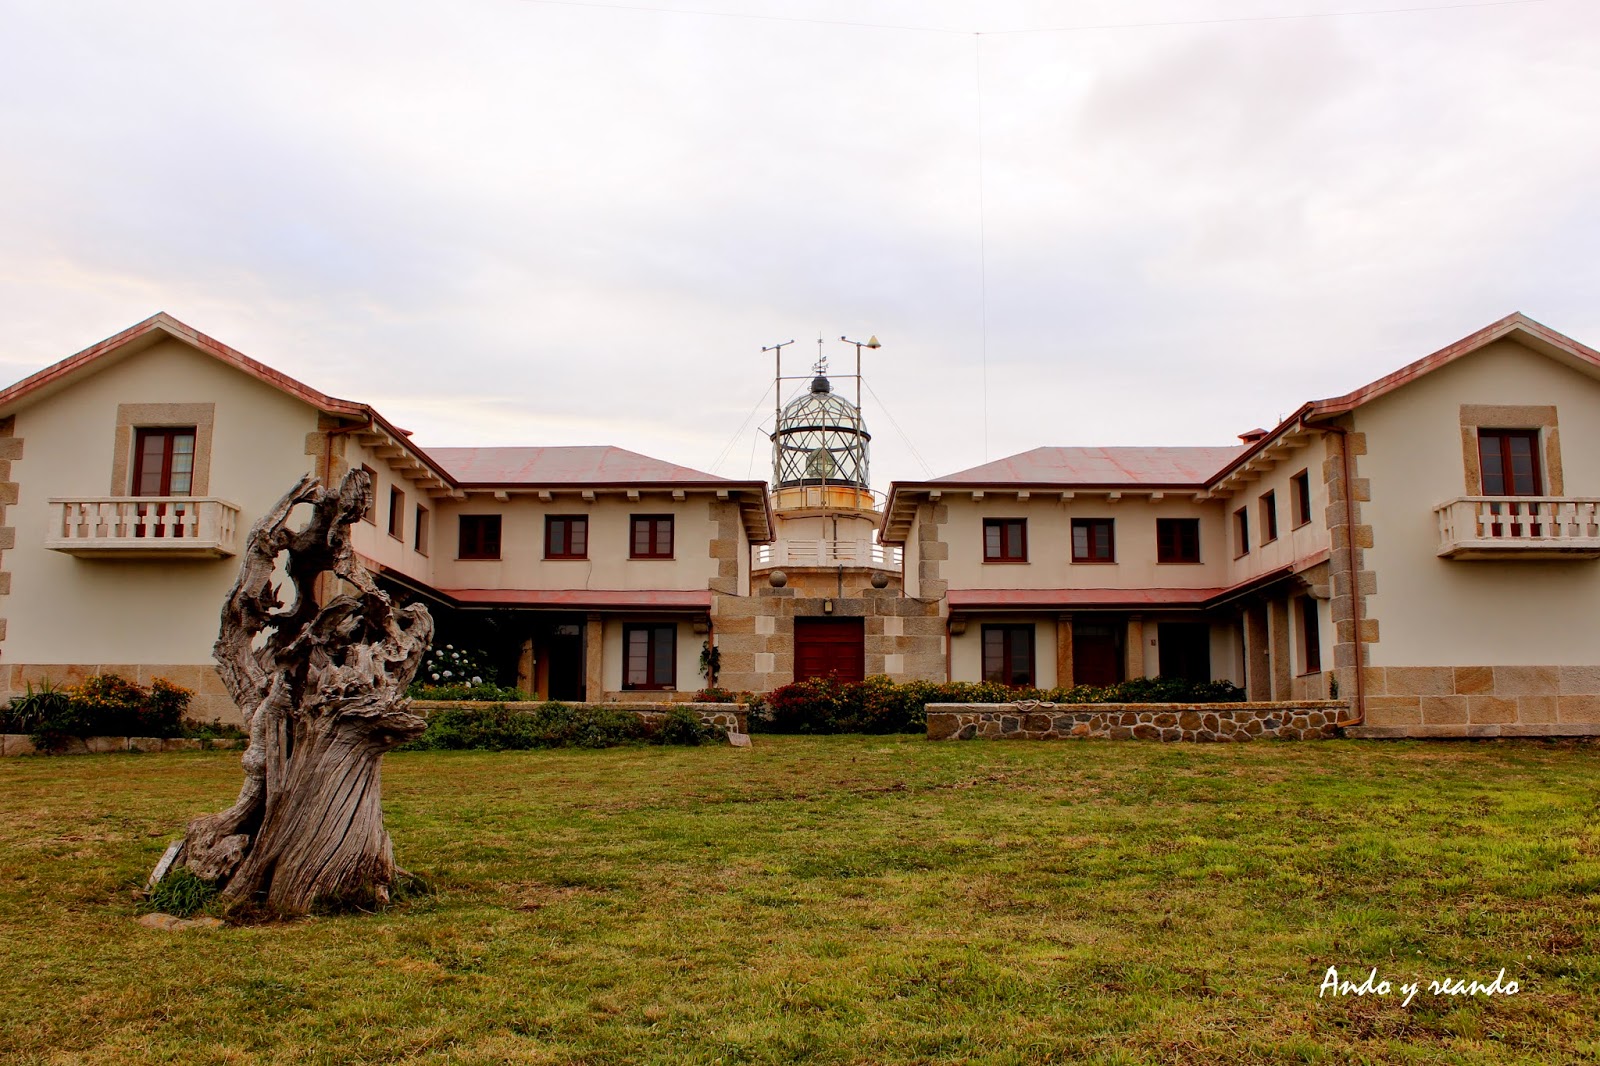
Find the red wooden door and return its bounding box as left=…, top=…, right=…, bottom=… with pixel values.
left=1072, top=622, right=1124, bottom=688
left=794, top=618, right=865, bottom=683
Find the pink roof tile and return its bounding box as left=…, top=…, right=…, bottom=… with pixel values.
left=930, top=446, right=1247, bottom=487
left=428, top=446, right=731, bottom=486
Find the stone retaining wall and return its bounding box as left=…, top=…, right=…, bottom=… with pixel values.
left=1, top=735, right=244, bottom=756
left=412, top=700, right=747, bottom=735
left=927, top=701, right=1347, bottom=742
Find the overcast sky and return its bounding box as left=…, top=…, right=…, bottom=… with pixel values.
left=3, top=0, right=1598, bottom=492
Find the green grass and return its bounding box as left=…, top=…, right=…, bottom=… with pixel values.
left=1, top=737, right=1597, bottom=1064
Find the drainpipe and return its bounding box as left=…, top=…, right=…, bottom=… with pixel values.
left=1328, top=424, right=1366, bottom=727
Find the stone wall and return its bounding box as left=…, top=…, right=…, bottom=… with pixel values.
left=1, top=735, right=244, bottom=756
left=1358, top=664, right=1600, bottom=735
left=412, top=699, right=747, bottom=735
left=927, top=701, right=1346, bottom=741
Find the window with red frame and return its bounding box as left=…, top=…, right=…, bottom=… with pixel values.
left=982, top=518, right=1027, bottom=562
left=545, top=515, right=588, bottom=559
left=458, top=515, right=502, bottom=560
left=1071, top=518, right=1115, bottom=562
left=624, top=623, right=676, bottom=689
left=630, top=515, right=674, bottom=558
left=982, top=624, right=1035, bottom=687
left=1155, top=518, right=1200, bottom=564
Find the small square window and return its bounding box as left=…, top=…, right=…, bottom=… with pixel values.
left=387, top=486, right=405, bottom=540
left=1260, top=491, right=1278, bottom=544
left=983, top=518, right=1027, bottom=562
left=458, top=514, right=502, bottom=560
left=546, top=515, right=588, bottom=559
left=1234, top=507, right=1250, bottom=557
left=630, top=515, right=674, bottom=559
left=1156, top=518, right=1200, bottom=564
left=1071, top=518, right=1115, bottom=562
left=1291, top=470, right=1312, bottom=528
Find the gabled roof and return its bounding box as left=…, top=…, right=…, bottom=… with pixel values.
left=1304, top=311, right=1600, bottom=421
left=930, top=446, right=1247, bottom=487
left=0, top=313, right=776, bottom=542
left=431, top=446, right=732, bottom=486
left=0, top=312, right=370, bottom=421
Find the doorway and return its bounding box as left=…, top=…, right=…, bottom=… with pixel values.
left=794, top=617, right=865, bottom=683
left=1158, top=622, right=1211, bottom=682
left=1072, top=621, right=1124, bottom=688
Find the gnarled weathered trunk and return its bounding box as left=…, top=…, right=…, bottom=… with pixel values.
left=162, top=469, right=431, bottom=915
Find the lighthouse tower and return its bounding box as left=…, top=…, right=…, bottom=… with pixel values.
left=752, top=356, right=899, bottom=597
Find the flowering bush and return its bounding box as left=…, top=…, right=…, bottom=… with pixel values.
left=1, top=673, right=195, bottom=743
left=416, top=643, right=495, bottom=688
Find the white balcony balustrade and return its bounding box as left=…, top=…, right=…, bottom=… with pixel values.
left=753, top=538, right=902, bottom=571
left=1435, top=496, right=1600, bottom=559
left=46, top=497, right=243, bottom=558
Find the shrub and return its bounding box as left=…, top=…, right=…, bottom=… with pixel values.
left=403, top=702, right=645, bottom=751
left=415, top=643, right=496, bottom=688
left=651, top=706, right=724, bottom=746
left=408, top=682, right=530, bottom=702
left=2, top=674, right=195, bottom=744
left=752, top=675, right=1246, bottom=734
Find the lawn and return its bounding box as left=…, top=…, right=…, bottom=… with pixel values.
left=1, top=736, right=1596, bottom=1065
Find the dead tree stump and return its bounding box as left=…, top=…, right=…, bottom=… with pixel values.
left=158, top=469, right=432, bottom=915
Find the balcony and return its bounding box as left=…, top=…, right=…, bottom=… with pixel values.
left=46, top=497, right=243, bottom=559
left=1435, top=497, right=1600, bottom=560
left=753, top=538, right=902, bottom=571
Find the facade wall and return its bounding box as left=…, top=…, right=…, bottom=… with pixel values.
left=938, top=494, right=1229, bottom=591
left=1215, top=436, right=1333, bottom=587
left=426, top=493, right=724, bottom=592
left=1, top=338, right=322, bottom=704
left=1344, top=339, right=1600, bottom=732
left=1357, top=339, right=1600, bottom=667
left=344, top=437, right=437, bottom=587
left=600, top=618, right=703, bottom=698
left=950, top=616, right=1060, bottom=688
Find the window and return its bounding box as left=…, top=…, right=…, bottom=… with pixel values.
left=545, top=515, right=588, bottom=559
left=458, top=514, right=502, bottom=560
left=387, top=486, right=404, bottom=540
left=1299, top=596, right=1322, bottom=674
left=630, top=515, right=674, bottom=559
left=624, top=624, right=676, bottom=689
left=1156, top=518, right=1200, bottom=564
left=1260, top=491, right=1278, bottom=543
left=983, top=518, right=1027, bottom=562
left=1234, top=507, right=1250, bottom=557
left=414, top=505, right=430, bottom=556
left=1071, top=518, right=1115, bottom=562
left=360, top=465, right=377, bottom=524
left=1291, top=470, right=1312, bottom=527
left=132, top=428, right=197, bottom=496
left=982, top=624, right=1035, bottom=687
left=1477, top=429, right=1542, bottom=496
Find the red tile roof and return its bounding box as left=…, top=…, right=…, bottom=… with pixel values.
left=429, top=446, right=731, bottom=486
left=929, top=446, right=1247, bottom=487
left=437, top=589, right=713, bottom=609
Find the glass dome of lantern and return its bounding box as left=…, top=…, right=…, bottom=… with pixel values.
left=773, top=371, right=870, bottom=494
